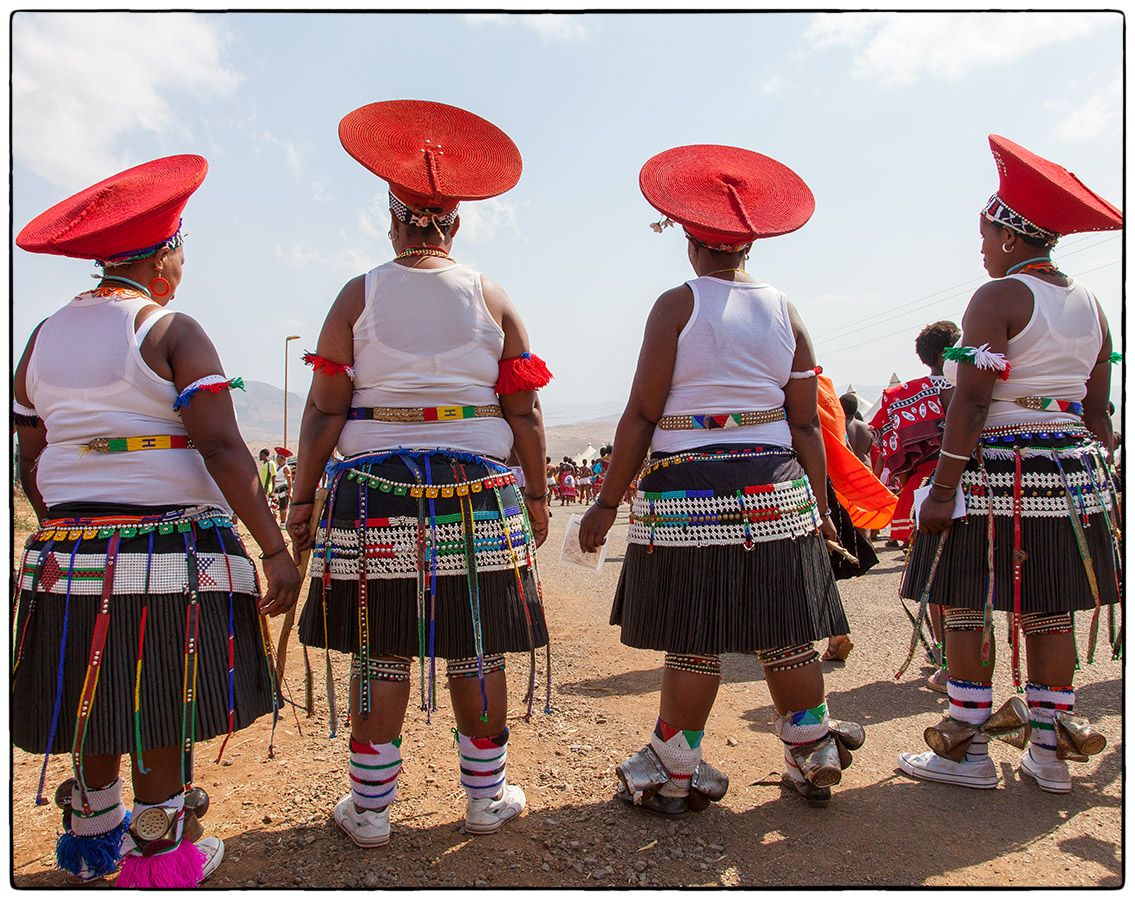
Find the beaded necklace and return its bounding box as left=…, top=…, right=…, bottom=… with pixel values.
left=92, top=274, right=153, bottom=297
left=395, top=246, right=451, bottom=261
left=1006, top=256, right=1063, bottom=277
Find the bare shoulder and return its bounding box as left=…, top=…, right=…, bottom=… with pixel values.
left=968, top=277, right=1032, bottom=312
left=652, top=284, right=694, bottom=320
left=331, top=274, right=366, bottom=315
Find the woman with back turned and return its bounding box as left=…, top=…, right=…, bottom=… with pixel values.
left=286, top=100, right=552, bottom=846
left=897, top=135, right=1121, bottom=794
left=579, top=144, right=864, bottom=813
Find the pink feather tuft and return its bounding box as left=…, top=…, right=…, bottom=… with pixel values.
left=116, top=840, right=206, bottom=889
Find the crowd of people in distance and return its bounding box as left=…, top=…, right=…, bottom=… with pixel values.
left=545, top=447, right=612, bottom=506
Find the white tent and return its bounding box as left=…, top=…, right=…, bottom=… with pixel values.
left=573, top=444, right=599, bottom=466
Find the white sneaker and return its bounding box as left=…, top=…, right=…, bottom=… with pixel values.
left=463, top=784, right=526, bottom=834
left=898, top=750, right=999, bottom=789
left=197, top=836, right=225, bottom=883
left=333, top=793, right=391, bottom=847
left=1019, top=748, right=1072, bottom=794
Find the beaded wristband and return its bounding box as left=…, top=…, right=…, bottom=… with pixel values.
left=594, top=497, right=619, bottom=510
left=522, top=490, right=548, bottom=502
left=938, top=449, right=971, bottom=461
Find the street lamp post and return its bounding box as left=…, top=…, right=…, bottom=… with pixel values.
left=283, top=335, right=301, bottom=449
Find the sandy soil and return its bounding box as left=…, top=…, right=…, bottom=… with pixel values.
left=10, top=497, right=1123, bottom=888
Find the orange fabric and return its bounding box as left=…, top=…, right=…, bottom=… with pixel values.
left=817, top=375, right=897, bottom=529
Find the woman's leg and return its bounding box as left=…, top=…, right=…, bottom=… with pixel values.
left=56, top=754, right=127, bottom=880
left=347, top=658, right=411, bottom=814
left=447, top=659, right=524, bottom=832
left=1020, top=615, right=1080, bottom=792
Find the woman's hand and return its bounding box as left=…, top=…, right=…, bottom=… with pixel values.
left=258, top=549, right=302, bottom=616
left=818, top=512, right=839, bottom=543
left=579, top=502, right=618, bottom=553
left=286, top=501, right=316, bottom=555
left=917, top=495, right=956, bottom=534
left=524, top=495, right=549, bottom=548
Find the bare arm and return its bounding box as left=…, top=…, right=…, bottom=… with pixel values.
left=14, top=323, right=48, bottom=520
left=149, top=312, right=300, bottom=614
left=783, top=303, right=836, bottom=539
left=1082, top=306, right=1115, bottom=460
left=578, top=286, right=691, bottom=551
left=918, top=280, right=1030, bottom=533
left=285, top=277, right=362, bottom=553
left=483, top=276, right=550, bottom=547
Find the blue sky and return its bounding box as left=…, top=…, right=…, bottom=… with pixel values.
left=10, top=10, right=1124, bottom=416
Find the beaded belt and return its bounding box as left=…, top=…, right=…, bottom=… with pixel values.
left=978, top=422, right=1092, bottom=449
left=1013, top=397, right=1083, bottom=417
left=640, top=446, right=790, bottom=480
left=347, top=405, right=503, bottom=423
left=656, top=408, right=785, bottom=431
left=31, top=507, right=233, bottom=542
left=82, top=435, right=196, bottom=453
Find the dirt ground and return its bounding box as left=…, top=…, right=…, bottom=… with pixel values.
left=10, top=496, right=1123, bottom=888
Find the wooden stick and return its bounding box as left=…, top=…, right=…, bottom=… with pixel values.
left=275, top=485, right=328, bottom=689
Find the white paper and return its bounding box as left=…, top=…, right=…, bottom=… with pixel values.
left=560, top=513, right=608, bottom=571
left=913, top=482, right=966, bottom=526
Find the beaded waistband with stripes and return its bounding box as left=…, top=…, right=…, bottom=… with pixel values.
left=628, top=476, right=821, bottom=549
left=347, top=405, right=503, bottom=423
left=656, top=408, right=785, bottom=431
left=640, top=446, right=792, bottom=480
left=1013, top=397, right=1084, bottom=417
left=82, top=435, right=196, bottom=453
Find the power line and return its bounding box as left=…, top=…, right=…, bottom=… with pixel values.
left=819, top=259, right=1121, bottom=359
left=813, top=236, right=1121, bottom=346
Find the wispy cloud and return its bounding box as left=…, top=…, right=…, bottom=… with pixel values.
left=758, top=75, right=785, bottom=98
left=13, top=12, right=240, bottom=189
left=1049, top=76, right=1121, bottom=143
left=806, top=12, right=1111, bottom=87
left=257, top=131, right=304, bottom=176
left=464, top=13, right=589, bottom=42
left=275, top=240, right=375, bottom=280
left=458, top=198, right=524, bottom=244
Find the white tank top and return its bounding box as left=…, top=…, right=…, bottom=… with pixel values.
left=338, top=261, right=514, bottom=461
left=26, top=291, right=229, bottom=510
left=944, top=274, right=1102, bottom=427
left=652, top=276, right=795, bottom=453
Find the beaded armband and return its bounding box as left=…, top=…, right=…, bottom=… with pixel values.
left=13, top=400, right=38, bottom=427
left=788, top=365, right=823, bottom=380
left=172, top=375, right=246, bottom=411
left=941, top=344, right=1012, bottom=380
left=1109, top=351, right=1122, bottom=365
left=495, top=351, right=553, bottom=394
left=302, top=351, right=355, bottom=381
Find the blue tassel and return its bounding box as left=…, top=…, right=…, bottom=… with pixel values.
left=55, top=811, right=131, bottom=878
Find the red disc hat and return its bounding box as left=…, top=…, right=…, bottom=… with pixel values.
left=640, top=144, right=815, bottom=247
left=274, top=447, right=293, bottom=458
left=16, top=155, right=207, bottom=261
left=986, top=134, right=1121, bottom=238
left=339, top=100, right=521, bottom=211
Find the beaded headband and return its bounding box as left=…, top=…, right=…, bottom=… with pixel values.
left=649, top=216, right=751, bottom=253
left=96, top=220, right=185, bottom=268
left=389, top=192, right=460, bottom=230
left=982, top=195, right=1059, bottom=247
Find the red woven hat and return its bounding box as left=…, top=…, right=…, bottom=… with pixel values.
left=16, top=155, right=207, bottom=261
left=274, top=447, right=293, bottom=458
left=339, top=100, right=521, bottom=211
left=986, top=134, right=1121, bottom=237
left=640, top=144, right=814, bottom=246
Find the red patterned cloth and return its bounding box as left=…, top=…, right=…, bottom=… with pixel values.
left=869, top=376, right=946, bottom=485
left=889, top=457, right=938, bottom=543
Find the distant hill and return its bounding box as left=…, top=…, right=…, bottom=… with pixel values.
left=233, top=380, right=304, bottom=447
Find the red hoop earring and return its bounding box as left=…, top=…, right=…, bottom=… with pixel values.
left=149, top=276, right=171, bottom=298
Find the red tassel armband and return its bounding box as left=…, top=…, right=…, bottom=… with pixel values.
left=495, top=352, right=553, bottom=395
left=302, top=351, right=355, bottom=381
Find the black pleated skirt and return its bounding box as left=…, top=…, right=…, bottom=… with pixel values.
left=611, top=447, right=848, bottom=654
left=11, top=506, right=276, bottom=756
left=900, top=437, right=1122, bottom=612
left=298, top=449, right=548, bottom=660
